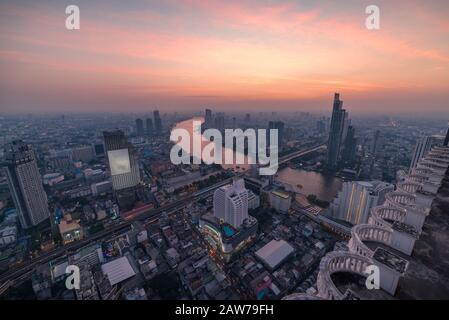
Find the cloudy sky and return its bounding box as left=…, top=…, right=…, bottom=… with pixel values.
left=1, top=0, right=448, bottom=114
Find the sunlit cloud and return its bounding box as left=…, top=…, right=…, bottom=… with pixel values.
left=0, top=0, right=448, bottom=113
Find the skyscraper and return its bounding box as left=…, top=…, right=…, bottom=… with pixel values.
left=327, top=93, right=347, bottom=170
left=371, top=129, right=380, bottom=154
left=103, top=130, right=140, bottom=191
left=214, top=112, right=225, bottom=134
left=146, top=118, right=153, bottom=136
left=213, top=179, right=249, bottom=228
left=4, top=140, right=50, bottom=229
left=135, top=118, right=144, bottom=137
left=204, top=109, right=213, bottom=129
left=153, top=110, right=162, bottom=135
left=341, top=125, right=356, bottom=166
left=409, top=135, right=444, bottom=171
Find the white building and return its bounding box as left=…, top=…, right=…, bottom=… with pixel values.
left=269, top=190, right=291, bottom=213
left=213, top=179, right=249, bottom=228
left=329, top=180, right=394, bottom=225
left=5, top=140, right=50, bottom=229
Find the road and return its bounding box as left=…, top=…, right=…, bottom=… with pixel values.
left=0, top=144, right=324, bottom=287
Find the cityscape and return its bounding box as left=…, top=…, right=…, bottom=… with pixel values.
left=1, top=0, right=449, bottom=308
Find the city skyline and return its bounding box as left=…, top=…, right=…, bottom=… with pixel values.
left=1, top=0, right=449, bottom=114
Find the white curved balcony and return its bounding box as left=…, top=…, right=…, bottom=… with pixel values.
left=397, top=179, right=436, bottom=204
left=369, top=205, right=406, bottom=229
left=397, top=180, right=422, bottom=194
left=427, top=152, right=449, bottom=162
left=423, top=154, right=449, bottom=166
left=385, top=191, right=428, bottom=231
left=417, top=160, right=447, bottom=174
left=430, top=146, right=449, bottom=155
left=386, top=191, right=415, bottom=209
left=317, top=251, right=371, bottom=300
left=348, top=224, right=392, bottom=258
left=412, top=167, right=445, bottom=186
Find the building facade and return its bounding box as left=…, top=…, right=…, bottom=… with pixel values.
left=213, top=179, right=249, bottom=228
left=4, top=140, right=50, bottom=228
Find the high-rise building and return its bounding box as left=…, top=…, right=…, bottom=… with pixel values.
left=341, top=125, right=356, bottom=166
left=103, top=130, right=140, bottom=191
left=146, top=118, right=153, bottom=136
left=268, top=121, right=285, bottom=151
left=135, top=118, right=144, bottom=137
left=4, top=140, right=50, bottom=229
left=328, top=180, right=394, bottom=225
left=327, top=93, right=347, bottom=170
left=153, top=110, right=162, bottom=135
left=214, top=113, right=225, bottom=134
left=213, top=179, right=249, bottom=228
left=204, top=109, right=213, bottom=129
left=409, top=135, right=444, bottom=171
left=244, top=113, right=250, bottom=123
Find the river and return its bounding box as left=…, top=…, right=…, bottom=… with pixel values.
left=172, top=118, right=342, bottom=201
left=275, top=167, right=342, bottom=202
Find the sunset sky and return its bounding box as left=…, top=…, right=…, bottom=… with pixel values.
left=1, top=0, right=448, bottom=114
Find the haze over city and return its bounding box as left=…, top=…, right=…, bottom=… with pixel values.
left=1, top=0, right=449, bottom=114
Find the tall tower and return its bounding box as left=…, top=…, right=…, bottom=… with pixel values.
left=103, top=130, right=140, bottom=191
left=214, top=113, right=225, bottom=135
left=146, top=118, right=153, bottom=136
left=341, top=125, right=356, bottom=165
left=204, top=109, right=213, bottom=129
left=153, top=110, right=162, bottom=135
left=371, top=130, right=380, bottom=154
left=135, top=118, right=144, bottom=137
left=213, top=179, right=249, bottom=228
left=327, top=93, right=347, bottom=170
left=4, top=140, right=50, bottom=229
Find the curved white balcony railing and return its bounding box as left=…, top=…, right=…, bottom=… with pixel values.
left=348, top=224, right=392, bottom=258
left=290, top=146, right=448, bottom=300
left=385, top=191, right=416, bottom=210
left=427, top=153, right=449, bottom=163
left=396, top=180, right=422, bottom=194
left=369, top=205, right=406, bottom=229
left=417, top=160, right=447, bottom=174
left=317, top=251, right=371, bottom=300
